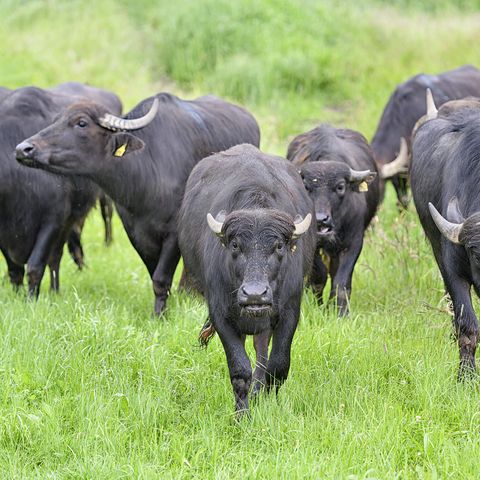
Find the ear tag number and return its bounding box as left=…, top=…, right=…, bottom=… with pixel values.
left=114, top=143, right=127, bottom=157
left=359, top=181, right=368, bottom=192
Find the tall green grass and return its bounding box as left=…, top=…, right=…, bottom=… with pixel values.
left=1, top=0, right=480, bottom=477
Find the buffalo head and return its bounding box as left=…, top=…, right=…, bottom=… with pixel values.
left=299, top=161, right=375, bottom=240
left=207, top=209, right=311, bottom=318
left=429, top=198, right=480, bottom=283
left=16, top=98, right=158, bottom=175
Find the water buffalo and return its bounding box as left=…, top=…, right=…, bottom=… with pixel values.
left=287, top=125, right=381, bottom=315
left=178, top=144, right=315, bottom=414
left=0, top=84, right=120, bottom=296
left=16, top=93, right=260, bottom=315
left=372, top=64, right=480, bottom=208
left=411, top=94, right=480, bottom=376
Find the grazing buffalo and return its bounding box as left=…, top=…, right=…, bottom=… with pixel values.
left=16, top=93, right=260, bottom=315
left=411, top=95, right=480, bottom=376
left=287, top=125, right=381, bottom=315
left=178, top=144, right=316, bottom=414
left=0, top=84, right=120, bottom=296
left=372, top=64, right=480, bottom=208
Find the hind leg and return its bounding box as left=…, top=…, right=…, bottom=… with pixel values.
left=100, top=194, right=114, bottom=246
left=1, top=249, right=24, bottom=289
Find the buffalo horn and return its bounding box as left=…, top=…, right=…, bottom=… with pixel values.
left=428, top=202, right=463, bottom=244
left=446, top=196, right=465, bottom=223
left=380, top=137, right=409, bottom=179
left=99, top=98, right=159, bottom=131
left=426, top=88, right=438, bottom=119
left=293, top=213, right=312, bottom=238
left=207, top=212, right=224, bottom=235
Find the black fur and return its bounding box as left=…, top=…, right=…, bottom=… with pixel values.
left=287, top=124, right=379, bottom=315
left=0, top=84, right=120, bottom=295
left=372, top=65, right=480, bottom=207
left=178, top=144, right=316, bottom=414
left=17, top=92, right=260, bottom=315
left=411, top=99, right=480, bottom=376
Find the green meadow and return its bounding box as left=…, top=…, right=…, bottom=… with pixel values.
left=1, top=0, right=480, bottom=477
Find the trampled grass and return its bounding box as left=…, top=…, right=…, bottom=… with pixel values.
left=1, top=0, right=480, bottom=478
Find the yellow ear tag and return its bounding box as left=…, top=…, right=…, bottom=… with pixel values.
left=114, top=143, right=127, bottom=157
left=359, top=181, right=368, bottom=192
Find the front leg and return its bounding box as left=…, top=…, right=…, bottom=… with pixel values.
left=27, top=224, right=62, bottom=298
left=151, top=232, right=181, bottom=316
left=212, top=310, right=252, bottom=415
left=309, top=251, right=328, bottom=304
left=265, top=299, right=301, bottom=393
left=444, top=272, right=478, bottom=376
left=329, top=236, right=363, bottom=316
left=251, top=329, right=271, bottom=396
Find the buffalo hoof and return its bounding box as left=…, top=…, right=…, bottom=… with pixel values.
left=154, top=298, right=167, bottom=317
left=250, top=379, right=265, bottom=398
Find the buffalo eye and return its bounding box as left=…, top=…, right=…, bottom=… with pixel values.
left=336, top=182, right=346, bottom=195
left=304, top=183, right=313, bottom=193
left=75, top=119, right=88, bottom=128
left=276, top=240, right=285, bottom=252
left=231, top=240, right=240, bottom=251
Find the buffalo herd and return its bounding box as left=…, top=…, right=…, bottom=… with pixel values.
left=4, top=64, right=480, bottom=414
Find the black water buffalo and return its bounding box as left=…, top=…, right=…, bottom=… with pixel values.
left=411, top=96, right=480, bottom=376
left=178, top=144, right=315, bottom=414
left=287, top=125, right=381, bottom=315
left=372, top=64, right=480, bottom=208
left=16, top=93, right=260, bottom=315
left=0, top=84, right=120, bottom=296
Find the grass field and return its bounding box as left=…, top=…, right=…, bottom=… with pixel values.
left=1, top=0, right=480, bottom=478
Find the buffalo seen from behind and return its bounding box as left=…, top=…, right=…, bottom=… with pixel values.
left=0, top=84, right=121, bottom=296
left=178, top=144, right=316, bottom=414
left=411, top=95, right=480, bottom=376
left=287, top=125, right=387, bottom=315
left=372, top=64, right=480, bottom=208
left=16, top=92, right=260, bottom=315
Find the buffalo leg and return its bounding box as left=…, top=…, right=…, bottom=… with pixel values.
left=151, top=233, right=181, bottom=316
left=265, top=299, right=301, bottom=393
left=444, top=272, right=478, bottom=376
left=1, top=249, right=24, bottom=289
left=99, top=194, right=114, bottom=246
left=67, top=220, right=85, bottom=270
left=310, top=253, right=328, bottom=304
left=214, top=313, right=252, bottom=415
left=251, top=329, right=272, bottom=395
left=27, top=225, right=61, bottom=298
left=48, top=240, right=65, bottom=292
left=329, top=237, right=363, bottom=316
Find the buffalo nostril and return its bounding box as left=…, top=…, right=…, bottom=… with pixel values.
left=16, top=141, right=35, bottom=159
left=316, top=213, right=331, bottom=224
left=241, top=283, right=270, bottom=299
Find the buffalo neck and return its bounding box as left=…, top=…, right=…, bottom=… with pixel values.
left=91, top=154, right=175, bottom=214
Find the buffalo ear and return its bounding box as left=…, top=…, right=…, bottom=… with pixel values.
left=109, top=132, right=145, bottom=158
left=350, top=170, right=376, bottom=193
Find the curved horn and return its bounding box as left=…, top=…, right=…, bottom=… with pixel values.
left=99, top=98, right=159, bottom=131
left=426, top=88, right=438, bottom=119
left=207, top=212, right=225, bottom=235
left=293, top=213, right=312, bottom=238
left=428, top=202, right=463, bottom=244
left=349, top=168, right=374, bottom=183
left=446, top=196, right=465, bottom=223
left=381, top=137, right=409, bottom=179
